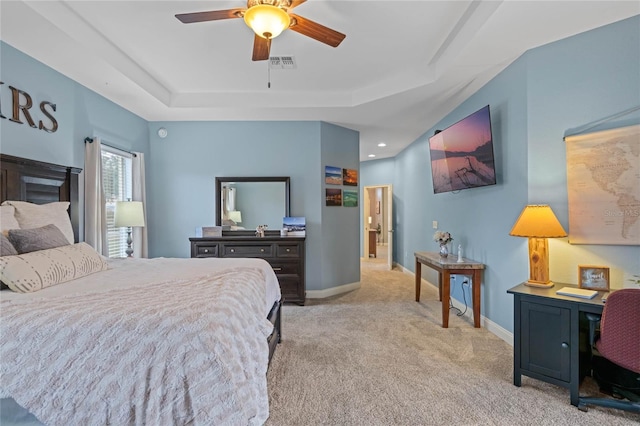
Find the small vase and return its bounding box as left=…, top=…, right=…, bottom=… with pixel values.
left=439, top=243, right=449, bottom=258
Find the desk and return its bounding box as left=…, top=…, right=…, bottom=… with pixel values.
left=414, top=251, right=485, bottom=328
left=508, top=283, right=605, bottom=407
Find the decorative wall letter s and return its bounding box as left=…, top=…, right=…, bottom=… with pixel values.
left=39, top=101, right=58, bottom=133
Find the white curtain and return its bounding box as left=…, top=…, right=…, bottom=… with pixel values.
left=84, top=137, right=108, bottom=255
left=132, top=152, right=149, bottom=258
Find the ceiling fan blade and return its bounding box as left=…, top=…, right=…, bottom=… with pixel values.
left=252, top=35, right=271, bottom=61
left=288, top=14, right=346, bottom=48
left=288, top=0, right=307, bottom=9
left=175, top=9, right=244, bottom=24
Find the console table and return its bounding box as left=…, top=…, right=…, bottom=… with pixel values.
left=190, top=235, right=306, bottom=305
left=414, top=251, right=485, bottom=328
left=508, top=283, right=605, bottom=407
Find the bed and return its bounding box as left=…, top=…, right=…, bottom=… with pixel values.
left=0, top=154, right=282, bottom=425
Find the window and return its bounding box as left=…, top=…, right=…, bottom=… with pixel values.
left=101, top=146, right=132, bottom=258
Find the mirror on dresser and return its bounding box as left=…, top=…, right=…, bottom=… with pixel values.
left=215, top=176, right=290, bottom=232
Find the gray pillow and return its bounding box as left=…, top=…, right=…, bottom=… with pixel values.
left=8, top=224, right=71, bottom=254
left=1, top=233, right=18, bottom=256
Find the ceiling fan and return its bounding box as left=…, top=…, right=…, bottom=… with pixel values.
left=175, top=0, right=346, bottom=61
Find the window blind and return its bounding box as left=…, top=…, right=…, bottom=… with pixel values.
left=101, top=147, right=133, bottom=258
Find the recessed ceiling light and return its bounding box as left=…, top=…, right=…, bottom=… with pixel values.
left=368, top=154, right=376, bottom=158
left=377, top=143, right=386, bottom=147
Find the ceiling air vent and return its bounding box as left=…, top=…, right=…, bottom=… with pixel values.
left=269, top=56, right=296, bottom=69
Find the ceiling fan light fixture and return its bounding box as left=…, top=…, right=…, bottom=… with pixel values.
left=244, top=4, right=290, bottom=39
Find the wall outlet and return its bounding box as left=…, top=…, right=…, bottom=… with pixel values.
left=432, top=221, right=438, bottom=229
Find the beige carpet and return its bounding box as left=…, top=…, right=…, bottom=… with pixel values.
left=266, top=260, right=640, bottom=425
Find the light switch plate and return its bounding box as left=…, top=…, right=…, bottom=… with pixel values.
left=432, top=221, right=438, bottom=229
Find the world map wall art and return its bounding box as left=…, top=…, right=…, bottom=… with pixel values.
left=565, top=124, right=640, bottom=245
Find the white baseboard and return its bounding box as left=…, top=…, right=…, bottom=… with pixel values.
left=485, top=317, right=513, bottom=346
left=448, top=296, right=513, bottom=345
left=306, top=281, right=361, bottom=299
left=399, top=266, right=514, bottom=346
left=397, top=264, right=412, bottom=275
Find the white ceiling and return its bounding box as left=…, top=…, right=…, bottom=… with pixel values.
left=2, top=1, right=638, bottom=161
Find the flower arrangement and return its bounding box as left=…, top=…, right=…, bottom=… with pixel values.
left=433, top=231, right=453, bottom=245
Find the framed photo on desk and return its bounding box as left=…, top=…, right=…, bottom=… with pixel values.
left=578, top=265, right=610, bottom=291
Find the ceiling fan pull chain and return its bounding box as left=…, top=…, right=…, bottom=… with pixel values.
left=267, top=61, right=271, bottom=89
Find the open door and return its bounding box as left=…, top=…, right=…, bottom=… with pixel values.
left=384, top=185, right=393, bottom=270
left=363, top=188, right=371, bottom=258
left=363, top=184, right=393, bottom=269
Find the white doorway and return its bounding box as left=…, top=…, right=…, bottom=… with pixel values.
left=363, top=185, right=393, bottom=270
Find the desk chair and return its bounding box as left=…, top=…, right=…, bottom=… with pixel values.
left=578, top=288, right=640, bottom=413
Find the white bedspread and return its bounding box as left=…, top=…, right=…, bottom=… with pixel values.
left=0, top=257, right=281, bottom=317
left=0, top=257, right=281, bottom=425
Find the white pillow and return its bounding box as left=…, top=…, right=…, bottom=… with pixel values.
left=1, top=205, right=20, bottom=235
left=1, top=201, right=74, bottom=244
left=0, top=242, right=108, bottom=293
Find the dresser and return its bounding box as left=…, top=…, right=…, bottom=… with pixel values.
left=190, top=235, right=306, bottom=305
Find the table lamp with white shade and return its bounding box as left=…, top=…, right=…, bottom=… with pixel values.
left=228, top=210, right=242, bottom=225
left=114, top=201, right=145, bottom=257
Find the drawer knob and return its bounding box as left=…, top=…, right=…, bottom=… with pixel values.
left=204, top=249, right=209, bottom=253
left=561, top=342, right=569, bottom=349
left=230, top=249, right=235, bottom=253
left=286, top=248, right=291, bottom=252
left=261, top=248, right=265, bottom=252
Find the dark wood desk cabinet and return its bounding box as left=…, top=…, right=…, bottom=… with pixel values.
left=190, top=235, right=306, bottom=305
left=508, top=283, right=605, bottom=407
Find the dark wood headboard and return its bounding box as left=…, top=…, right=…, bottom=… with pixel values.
left=0, top=154, right=82, bottom=242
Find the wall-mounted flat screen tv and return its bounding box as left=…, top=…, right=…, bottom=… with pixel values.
left=428, top=105, right=496, bottom=194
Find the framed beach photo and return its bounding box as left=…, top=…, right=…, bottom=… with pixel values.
left=578, top=265, right=610, bottom=291
left=325, top=166, right=342, bottom=185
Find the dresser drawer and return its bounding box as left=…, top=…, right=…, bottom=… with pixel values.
left=276, top=244, right=300, bottom=257
left=221, top=243, right=274, bottom=257
left=278, top=276, right=305, bottom=304
left=194, top=244, right=218, bottom=257
left=268, top=261, right=300, bottom=275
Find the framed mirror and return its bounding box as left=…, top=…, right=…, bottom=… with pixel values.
left=215, top=177, right=290, bottom=232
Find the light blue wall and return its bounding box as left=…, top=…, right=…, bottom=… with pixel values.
left=0, top=42, right=149, bottom=167
left=147, top=120, right=360, bottom=292
left=319, top=122, right=361, bottom=289
left=361, top=15, right=640, bottom=332
left=146, top=121, right=320, bottom=260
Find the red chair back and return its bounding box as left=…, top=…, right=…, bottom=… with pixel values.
left=596, top=288, right=640, bottom=373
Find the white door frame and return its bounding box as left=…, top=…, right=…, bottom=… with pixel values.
left=363, top=184, right=393, bottom=270
left=383, top=184, right=393, bottom=270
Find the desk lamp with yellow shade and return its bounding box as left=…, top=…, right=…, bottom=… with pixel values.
left=510, top=204, right=567, bottom=288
